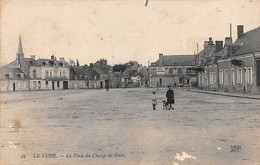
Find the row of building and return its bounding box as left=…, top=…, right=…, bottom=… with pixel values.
left=1, top=25, right=259, bottom=94
left=0, top=37, right=149, bottom=92
left=195, top=25, right=260, bottom=94
left=145, top=25, right=260, bottom=94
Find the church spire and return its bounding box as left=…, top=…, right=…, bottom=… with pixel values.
left=16, top=35, right=24, bottom=63
left=17, top=35, right=24, bottom=55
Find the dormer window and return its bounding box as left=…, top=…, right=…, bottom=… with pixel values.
left=20, top=73, right=24, bottom=79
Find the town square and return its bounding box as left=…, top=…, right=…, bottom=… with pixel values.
left=1, top=88, right=260, bottom=164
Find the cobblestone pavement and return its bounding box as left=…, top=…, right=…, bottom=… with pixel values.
left=1, top=88, right=260, bottom=165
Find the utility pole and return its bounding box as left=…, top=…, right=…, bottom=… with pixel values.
left=197, top=43, right=199, bottom=55
left=230, top=23, right=232, bottom=43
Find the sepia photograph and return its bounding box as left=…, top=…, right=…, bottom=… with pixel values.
left=0, top=0, right=260, bottom=164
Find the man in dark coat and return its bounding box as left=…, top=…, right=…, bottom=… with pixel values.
left=105, top=79, right=110, bottom=91
left=166, top=85, right=174, bottom=110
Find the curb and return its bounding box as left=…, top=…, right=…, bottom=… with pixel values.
left=186, top=89, right=260, bottom=100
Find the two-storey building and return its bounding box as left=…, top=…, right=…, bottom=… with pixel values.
left=149, top=54, right=196, bottom=87
left=5, top=37, right=70, bottom=90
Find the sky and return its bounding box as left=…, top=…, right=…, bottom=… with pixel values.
left=1, top=0, right=260, bottom=66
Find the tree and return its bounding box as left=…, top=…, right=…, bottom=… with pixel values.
left=112, top=64, right=128, bottom=72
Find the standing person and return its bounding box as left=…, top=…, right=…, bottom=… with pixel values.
left=166, top=85, right=174, bottom=110
left=151, top=91, right=157, bottom=110
left=105, top=79, right=109, bottom=91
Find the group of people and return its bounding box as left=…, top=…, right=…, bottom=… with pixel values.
left=152, top=85, right=175, bottom=110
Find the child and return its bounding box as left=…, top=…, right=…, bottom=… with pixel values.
left=151, top=91, right=157, bottom=110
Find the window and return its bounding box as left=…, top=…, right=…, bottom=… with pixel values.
left=21, top=82, right=24, bottom=89
left=237, top=68, right=242, bottom=84
left=62, top=70, right=66, bottom=77
left=214, top=72, right=216, bottom=84
left=219, top=70, right=223, bottom=85
left=169, top=68, right=173, bottom=74
left=33, top=69, right=36, bottom=78
left=33, top=81, right=37, bottom=89
left=182, top=68, right=186, bottom=74
left=50, top=70, right=53, bottom=77
left=224, top=69, right=228, bottom=85
left=54, top=70, right=58, bottom=77
left=165, top=68, right=169, bottom=74
left=177, top=68, right=182, bottom=74
left=45, top=71, right=49, bottom=78
left=231, top=69, right=235, bottom=85
left=247, top=67, right=252, bottom=84
left=151, top=68, right=157, bottom=75
left=202, top=73, right=205, bottom=85
left=57, top=81, right=60, bottom=88
left=46, top=81, right=49, bottom=88
left=209, top=72, right=213, bottom=85
left=60, top=71, right=62, bottom=77
left=9, top=73, right=13, bottom=78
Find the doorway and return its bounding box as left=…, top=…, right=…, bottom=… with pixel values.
left=63, top=81, right=68, bottom=89
left=52, top=81, right=55, bottom=90
left=100, top=81, right=103, bottom=88
left=13, top=83, right=15, bottom=91
left=159, top=78, right=162, bottom=86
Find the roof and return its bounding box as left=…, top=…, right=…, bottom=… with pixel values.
left=233, top=26, right=260, bottom=56
left=213, top=48, right=224, bottom=57
left=70, top=66, right=97, bottom=79
left=0, top=67, right=28, bottom=80
left=35, top=59, right=63, bottom=66
left=93, top=66, right=107, bottom=76
left=6, top=58, right=34, bottom=68
left=155, top=55, right=196, bottom=66
left=121, top=68, right=130, bottom=77
left=138, top=67, right=149, bottom=79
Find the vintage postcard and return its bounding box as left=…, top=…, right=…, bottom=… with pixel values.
left=1, top=0, right=260, bottom=164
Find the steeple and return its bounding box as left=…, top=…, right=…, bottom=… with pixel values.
left=16, top=35, right=24, bottom=64
left=17, top=35, right=24, bottom=55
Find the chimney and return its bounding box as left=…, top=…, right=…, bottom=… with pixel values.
left=204, top=41, right=209, bottom=50
left=51, top=55, right=55, bottom=60
left=224, top=47, right=229, bottom=57
left=30, top=55, right=35, bottom=60
left=158, top=53, right=163, bottom=66
left=237, top=25, right=244, bottom=39
left=224, top=37, right=232, bottom=47
left=208, top=37, right=213, bottom=44
left=90, top=63, right=94, bottom=68
left=59, top=57, right=65, bottom=62
left=215, top=41, right=223, bottom=52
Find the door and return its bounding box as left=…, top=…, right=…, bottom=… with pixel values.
left=52, top=81, right=55, bottom=90
left=13, top=83, right=15, bottom=91
left=257, top=60, right=260, bottom=88
left=159, top=78, right=162, bottom=86
left=63, top=81, right=68, bottom=89
left=243, top=68, right=247, bottom=91
left=38, top=81, right=41, bottom=90
left=100, top=81, right=103, bottom=88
